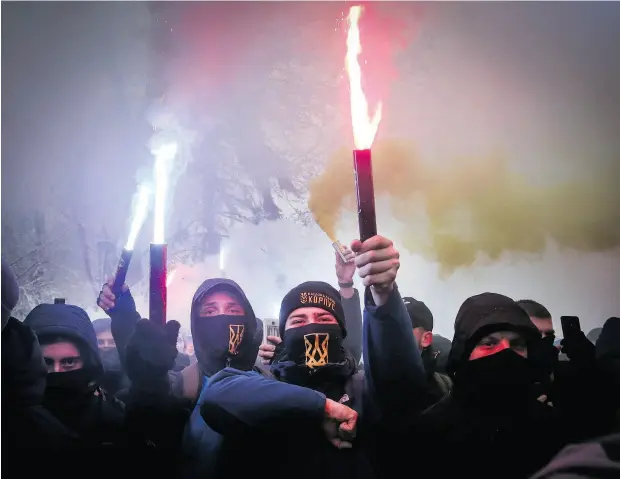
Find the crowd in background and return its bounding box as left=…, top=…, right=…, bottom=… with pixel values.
left=2, top=234, right=619, bottom=478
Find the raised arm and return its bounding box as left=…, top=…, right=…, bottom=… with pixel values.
left=351, top=236, right=426, bottom=422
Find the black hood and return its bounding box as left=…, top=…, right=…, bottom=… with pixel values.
left=24, top=303, right=102, bottom=374
left=1, top=317, right=47, bottom=407
left=447, top=292, right=540, bottom=375
left=190, top=278, right=260, bottom=374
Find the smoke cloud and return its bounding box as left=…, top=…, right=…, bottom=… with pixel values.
left=308, top=139, right=620, bottom=274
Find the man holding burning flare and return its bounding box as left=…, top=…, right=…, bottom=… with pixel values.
left=197, top=234, right=425, bottom=479
left=97, top=275, right=264, bottom=474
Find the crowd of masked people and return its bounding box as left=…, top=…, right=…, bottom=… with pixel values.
left=2, top=235, right=619, bottom=478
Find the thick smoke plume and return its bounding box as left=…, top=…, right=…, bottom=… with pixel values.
left=308, top=139, right=620, bottom=274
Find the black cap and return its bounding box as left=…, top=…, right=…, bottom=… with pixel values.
left=403, top=297, right=433, bottom=331
left=279, top=281, right=346, bottom=338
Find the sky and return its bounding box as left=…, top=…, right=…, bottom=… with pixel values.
left=2, top=2, right=619, bottom=336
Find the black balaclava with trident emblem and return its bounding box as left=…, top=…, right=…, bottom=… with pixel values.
left=279, top=281, right=347, bottom=370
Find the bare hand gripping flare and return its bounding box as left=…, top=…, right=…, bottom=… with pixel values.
left=346, top=5, right=382, bottom=242
left=111, top=183, right=151, bottom=296
left=150, top=142, right=178, bottom=326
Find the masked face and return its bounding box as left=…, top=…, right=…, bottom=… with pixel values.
left=99, top=347, right=121, bottom=372
left=41, top=340, right=97, bottom=410
left=42, top=341, right=84, bottom=373
left=193, top=290, right=254, bottom=375
left=456, top=348, right=535, bottom=405
left=96, top=330, right=116, bottom=350
left=469, top=330, right=528, bottom=360
left=283, top=323, right=344, bottom=369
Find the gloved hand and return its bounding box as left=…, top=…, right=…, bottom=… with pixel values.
left=561, top=331, right=596, bottom=366
left=529, top=335, right=559, bottom=397
left=531, top=335, right=560, bottom=377
left=125, top=319, right=180, bottom=390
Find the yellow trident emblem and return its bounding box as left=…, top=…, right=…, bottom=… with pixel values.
left=304, top=333, right=329, bottom=369
left=228, top=325, right=245, bottom=355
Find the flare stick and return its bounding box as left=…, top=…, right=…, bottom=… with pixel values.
left=353, top=149, right=377, bottom=242
left=111, top=248, right=133, bottom=296
left=149, top=243, right=167, bottom=326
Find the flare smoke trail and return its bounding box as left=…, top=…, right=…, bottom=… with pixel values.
left=308, top=139, right=620, bottom=274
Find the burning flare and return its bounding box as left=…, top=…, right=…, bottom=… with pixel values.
left=152, top=142, right=178, bottom=244
left=125, top=183, right=152, bottom=250
left=346, top=5, right=382, bottom=150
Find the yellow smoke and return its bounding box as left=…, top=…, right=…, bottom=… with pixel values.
left=308, top=139, right=620, bottom=273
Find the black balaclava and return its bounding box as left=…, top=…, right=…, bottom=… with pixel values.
left=455, top=348, right=535, bottom=407
left=283, top=324, right=345, bottom=369
left=99, top=348, right=122, bottom=373
left=190, top=279, right=259, bottom=378
left=92, top=317, right=121, bottom=373
left=448, top=293, right=540, bottom=408
left=279, top=282, right=347, bottom=370
left=24, top=304, right=102, bottom=417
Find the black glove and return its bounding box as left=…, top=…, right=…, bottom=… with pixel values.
left=269, top=341, right=286, bottom=365
left=529, top=335, right=559, bottom=395
left=561, top=331, right=596, bottom=366
left=125, top=319, right=180, bottom=390
left=531, top=335, right=560, bottom=376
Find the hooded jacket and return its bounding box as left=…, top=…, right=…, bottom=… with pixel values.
left=2, top=316, right=78, bottom=450
left=25, top=303, right=103, bottom=376
left=24, top=303, right=125, bottom=446
left=190, top=278, right=260, bottom=377
left=180, top=278, right=263, bottom=478
left=399, top=293, right=565, bottom=479
left=446, top=292, right=540, bottom=375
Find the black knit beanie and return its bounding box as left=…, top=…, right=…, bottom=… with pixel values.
left=279, top=281, right=346, bottom=338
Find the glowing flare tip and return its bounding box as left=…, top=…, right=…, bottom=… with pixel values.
left=125, top=183, right=152, bottom=250
left=346, top=5, right=382, bottom=150
left=153, top=142, right=178, bottom=244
